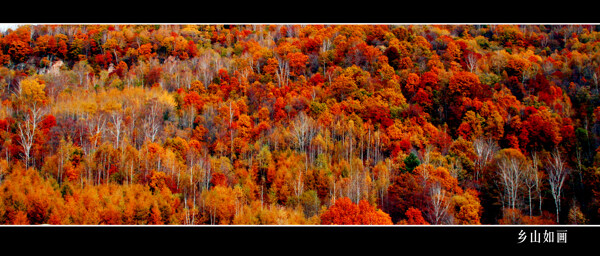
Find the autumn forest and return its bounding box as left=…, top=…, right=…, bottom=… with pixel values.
left=0, top=24, right=599, bottom=225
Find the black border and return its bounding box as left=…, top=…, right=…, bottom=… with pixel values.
left=1, top=1, right=598, bottom=24
left=1, top=3, right=598, bottom=252
left=0, top=225, right=595, bottom=252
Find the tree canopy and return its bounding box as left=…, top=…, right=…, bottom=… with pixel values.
left=0, top=24, right=599, bottom=225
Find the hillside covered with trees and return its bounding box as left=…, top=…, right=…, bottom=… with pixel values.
left=0, top=24, right=599, bottom=225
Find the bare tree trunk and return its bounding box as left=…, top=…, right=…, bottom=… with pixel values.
left=547, top=149, right=569, bottom=223
left=294, top=169, right=304, bottom=199
left=229, top=101, right=234, bottom=160
left=142, top=100, right=162, bottom=142
left=497, top=151, right=526, bottom=211
left=473, top=137, right=499, bottom=181
left=428, top=183, right=452, bottom=225
left=275, top=56, right=289, bottom=87
left=524, top=152, right=541, bottom=217
left=109, top=111, right=124, bottom=149
left=465, top=52, right=478, bottom=73
left=17, top=103, right=46, bottom=169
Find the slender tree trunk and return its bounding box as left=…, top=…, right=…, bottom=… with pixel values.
left=528, top=187, right=532, bottom=217
left=547, top=149, right=568, bottom=223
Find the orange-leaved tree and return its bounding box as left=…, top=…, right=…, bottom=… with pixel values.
left=398, top=207, right=430, bottom=225
left=320, top=197, right=392, bottom=225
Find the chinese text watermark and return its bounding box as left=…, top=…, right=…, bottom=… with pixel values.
left=518, top=229, right=567, bottom=244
